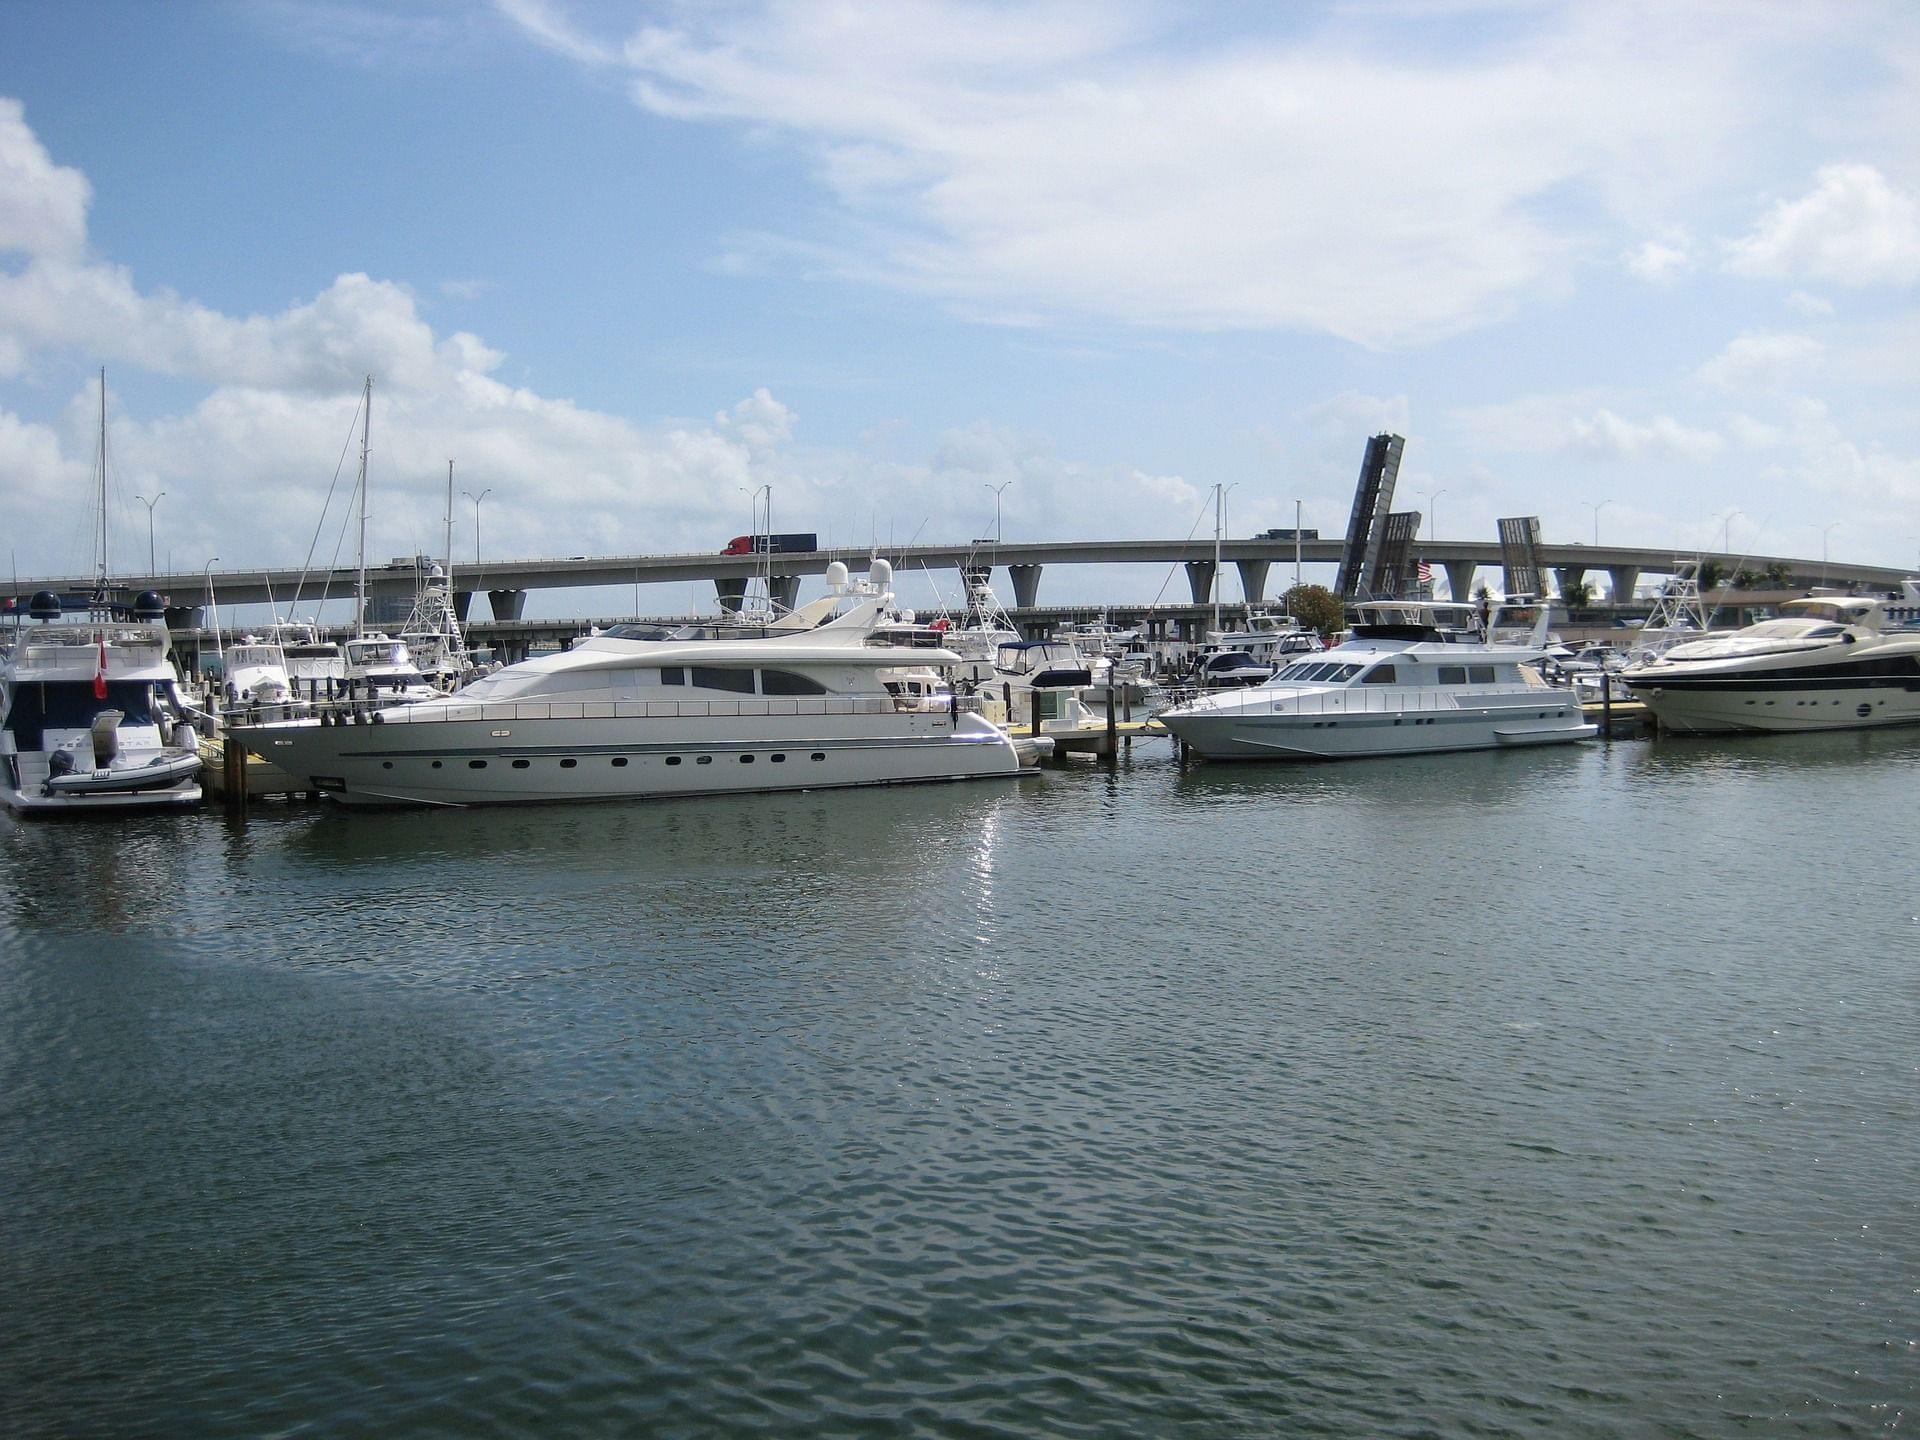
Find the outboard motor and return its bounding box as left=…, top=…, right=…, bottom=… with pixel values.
left=90, top=711, right=124, bottom=769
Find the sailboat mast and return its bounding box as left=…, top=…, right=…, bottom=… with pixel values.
left=97, top=367, right=109, bottom=594
left=355, top=375, right=371, bottom=637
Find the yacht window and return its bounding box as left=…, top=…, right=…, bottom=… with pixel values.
left=660, top=667, right=686, bottom=686
left=761, top=669, right=827, bottom=696
left=1437, top=665, right=1466, bottom=685
left=690, top=666, right=755, bottom=693
left=1469, top=665, right=1495, bottom=683
left=1361, top=664, right=1397, bottom=684
left=1329, top=664, right=1363, bottom=682
left=666, top=756, right=682, bottom=766
left=696, top=755, right=714, bottom=765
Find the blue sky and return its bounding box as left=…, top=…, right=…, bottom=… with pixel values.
left=2, top=0, right=1918, bottom=615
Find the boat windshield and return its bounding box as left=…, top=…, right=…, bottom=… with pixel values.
left=1268, top=661, right=1363, bottom=685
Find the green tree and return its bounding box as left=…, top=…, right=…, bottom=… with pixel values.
left=1561, top=578, right=1594, bottom=609
left=1281, top=583, right=1344, bottom=636
left=1764, top=561, right=1793, bottom=587
left=1698, top=559, right=1724, bottom=591
left=1732, top=568, right=1761, bottom=589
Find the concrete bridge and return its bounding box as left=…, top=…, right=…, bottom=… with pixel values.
left=9, top=537, right=1910, bottom=626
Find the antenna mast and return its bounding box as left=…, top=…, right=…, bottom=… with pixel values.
left=355, top=375, right=371, bottom=636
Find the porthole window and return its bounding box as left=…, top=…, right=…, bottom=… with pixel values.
left=611, top=757, right=628, bottom=767
left=560, top=758, right=578, bottom=769
left=431, top=760, right=443, bottom=769
left=740, top=754, right=755, bottom=764
left=770, top=753, right=786, bottom=763
left=811, top=751, right=826, bottom=761
left=696, top=755, right=713, bottom=765
left=382, top=761, right=394, bottom=769
left=666, top=756, right=682, bottom=766
left=512, top=759, right=530, bottom=769
left=469, top=760, right=487, bottom=769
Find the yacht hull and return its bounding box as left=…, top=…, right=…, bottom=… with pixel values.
left=1626, top=679, right=1920, bottom=734
left=236, top=706, right=1020, bottom=807
left=1161, top=701, right=1593, bottom=760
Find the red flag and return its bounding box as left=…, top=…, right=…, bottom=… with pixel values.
left=93, top=636, right=108, bottom=700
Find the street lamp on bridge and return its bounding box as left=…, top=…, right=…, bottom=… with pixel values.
left=1820, top=521, right=1841, bottom=585
left=463, top=488, right=492, bottom=567
left=135, top=492, right=165, bottom=577
left=1584, top=498, right=1611, bottom=548
left=1419, top=488, right=1446, bottom=540
left=985, top=481, right=1012, bottom=546
left=1718, top=508, right=1744, bottom=554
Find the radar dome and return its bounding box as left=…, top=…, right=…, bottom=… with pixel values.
left=869, top=558, right=893, bottom=588
left=133, top=589, right=166, bottom=619
left=28, top=589, right=61, bottom=621
left=824, top=561, right=850, bottom=589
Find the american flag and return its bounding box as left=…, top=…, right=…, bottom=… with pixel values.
left=1416, top=560, right=1433, bottom=583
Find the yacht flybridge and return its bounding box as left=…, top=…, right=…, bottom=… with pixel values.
left=233, top=561, right=1022, bottom=806
left=1155, top=599, right=1595, bottom=761
left=1622, top=595, right=1920, bottom=734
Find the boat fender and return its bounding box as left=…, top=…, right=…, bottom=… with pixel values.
left=371, top=711, right=385, bottom=724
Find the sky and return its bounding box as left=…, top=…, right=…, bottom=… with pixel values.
left=2, top=0, right=1918, bottom=616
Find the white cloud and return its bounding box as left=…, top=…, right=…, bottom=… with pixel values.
left=1696, top=331, right=1823, bottom=391
left=1785, top=290, right=1833, bottom=318
left=717, top=388, right=795, bottom=451
left=487, top=2, right=1855, bottom=347
left=0, top=98, right=90, bottom=260
left=1725, top=163, right=1920, bottom=287
left=1624, top=236, right=1690, bottom=284
left=1300, top=391, right=1413, bottom=439
left=1455, top=395, right=1723, bottom=462
left=494, top=0, right=619, bottom=67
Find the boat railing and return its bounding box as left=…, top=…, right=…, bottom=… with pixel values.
left=1174, top=686, right=1564, bottom=718
left=324, top=695, right=902, bottom=725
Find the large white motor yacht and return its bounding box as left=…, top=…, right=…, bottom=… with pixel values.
left=2, top=591, right=203, bottom=814
left=234, top=561, right=1021, bottom=806
left=1156, top=599, right=1595, bottom=761
left=1622, top=595, right=1920, bottom=734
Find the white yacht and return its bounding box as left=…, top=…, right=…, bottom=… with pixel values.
left=3, top=591, right=203, bottom=814
left=974, top=638, right=1100, bottom=733
left=220, top=634, right=302, bottom=718
left=1622, top=595, right=1920, bottom=733
left=233, top=561, right=1021, bottom=807
left=341, top=633, right=439, bottom=705
left=1156, top=599, right=1595, bottom=761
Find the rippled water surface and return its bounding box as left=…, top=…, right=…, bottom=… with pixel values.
left=3, top=733, right=1916, bottom=1437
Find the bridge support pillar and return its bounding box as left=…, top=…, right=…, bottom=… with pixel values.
left=1235, top=559, right=1270, bottom=605
left=452, top=590, right=474, bottom=623
left=1555, top=565, right=1587, bottom=601
left=1008, top=564, right=1043, bottom=609
left=1184, top=561, right=1217, bottom=606
left=714, top=577, right=747, bottom=613
left=1606, top=565, right=1640, bottom=604
left=1443, top=561, right=1477, bottom=604
left=487, top=589, right=527, bottom=622
left=769, top=574, right=801, bottom=612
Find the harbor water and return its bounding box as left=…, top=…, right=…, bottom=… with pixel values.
left=2, top=733, right=1915, bottom=1437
